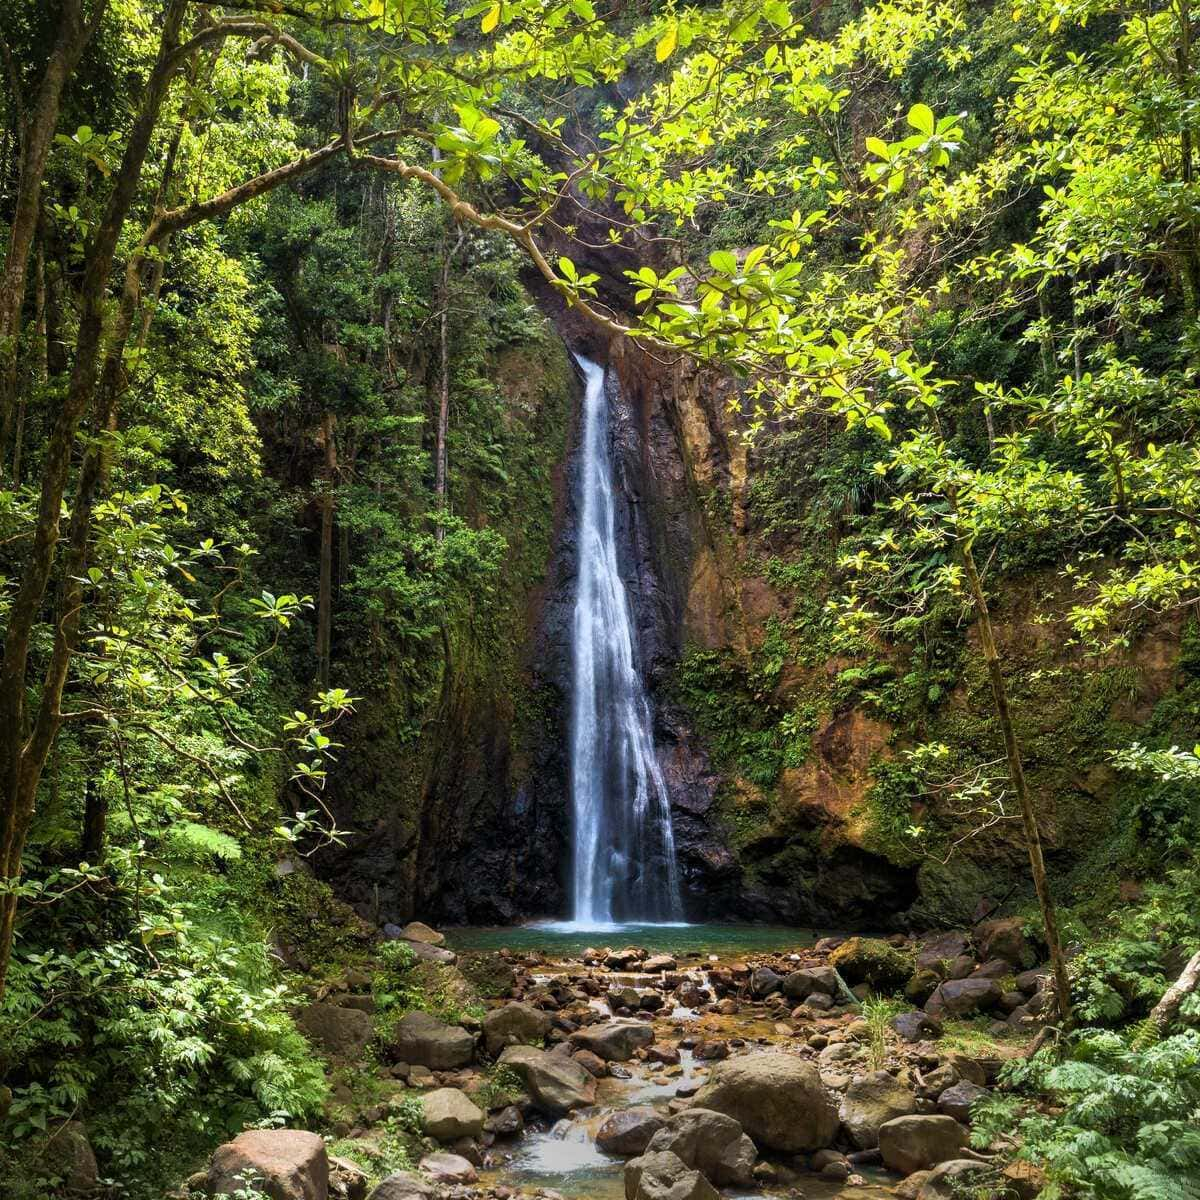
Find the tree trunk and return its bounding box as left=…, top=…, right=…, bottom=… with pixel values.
left=81, top=779, right=107, bottom=862
left=317, top=411, right=337, bottom=686
left=434, top=229, right=465, bottom=540
left=960, top=536, right=1073, bottom=1026
left=0, top=0, right=105, bottom=465
left=1151, top=950, right=1200, bottom=1035
left=0, top=0, right=189, bottom=1002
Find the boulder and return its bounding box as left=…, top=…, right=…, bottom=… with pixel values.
left=975, top=917, right=1035, bottom=969
left=624, top=1151, right=720, bottom=1200
left=207, top=1130, right=329, bottom=1200
left=297, top=1002, right=374, bottom=1059
left=45, top=1121, right=98, bottom=1193
left=482, top=1002, right=551, bottom=1056
left=644, top=955, right=677, bottom=973
left=574, top=1049, right=608, bottom=1077
left=392, top=1011, right=474, bottom=1069
left=878, top=1115, right=967, bottom=1174
left=892, top=1011, right=943, bottom=1042
left=418, top=1153, right=476, bottom=1184
left=329, top=1156, right=369, bottom=1200
left=781, top=967, right=840, bottom=1001
left=402, top=940, right=457, bottom=965
left=904, top=969, right=942, bottom=1006
left=570, top=1018, right=654, bottom=1062
left=597, top=1107, right=668, bottom=1156
left=643, top=1108, right=757, bottom=1187
left=750, top=967, right=783, bottom=998
left=936, top=1080, right=989, bottom=1123
left=839, top=1071, right=919, bottom=1149
left=925, top=978, right=1001, bottom=1021
left=693, top=1052, right=838, bottom=1152
left=830, top=938, right=914, bottom=991
left=484, top=1105, right=524, bottom=1137
left=366, top=1171, right=436, bottom=1200
left=421, top=1088, right=484, bottom=1141
left=915, top=932, right=970, bottom=971
left=400, top=921, right=445, bottom=946
left=917, top=1159, right=993, bottom=1199
left=499, top=1044, right=596, bottom=1114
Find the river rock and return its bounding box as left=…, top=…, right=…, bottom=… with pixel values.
left=499, top=1044, right=596, bottom=1113
left=925, top=978, right=1001, bottom=1020
left=643, top=1108, right=758, bottom=1186
left=693, top=1052, right=838, bottom=1152
left=830, top=938, right=914, bottom=991
left=569, top=1018, right=654, bottom=1061
left=402, top=940, right=458, bottom=965
left=366, top=1171, right=436, bottom=1200
left=904, top=969, right=943, bottom=1006
left=597, top=1107, right=667, bottom=1156
left=207, top=1130, right=328, bottom=1200
left=915, top=932, right=970, bottom=971
left=781, top=967, right=840, bottom=1001
left=937, top=1080, right=989, bottom=1123
left=574, top=1049, right=608, bottom=1077
left=484, top=1105, right=524, bottom=1136
left=918, top=1159, right=993, bottom=1198
left=296, top=1002, right=375, bottom=1059
left=418, top=1153, right=476, bottom=1184
left=839, top=1071, right=919, bottom=1149
left=330, top=1155, right=369, bottom=1200
left=624, top=1151, right=720, bottom=1200
left=878, top=1115, right=967, bottom=1174
left=422, top=1088, right=484, bottom=1141
left=644, top=955, right=677, bottom=973
left=750, top=967, right=783, bottom=998
left=483, top=1001, right=552, bottom=1056
left=399, top=921, right=445, bottom=946
left=891, top=1012, right=943, bottom=1042
left=393, top=1011, right=474, bottom=1069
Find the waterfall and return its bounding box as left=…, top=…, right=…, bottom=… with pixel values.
left=569, top=355, right=683, bottom=927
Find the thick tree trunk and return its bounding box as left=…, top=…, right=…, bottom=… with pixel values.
left=960, top=537, right=1073, bottom=1026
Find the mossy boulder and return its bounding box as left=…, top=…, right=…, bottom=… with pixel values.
left=829, top=938, right=914, bottom=992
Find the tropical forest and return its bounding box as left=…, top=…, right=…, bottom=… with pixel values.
left=3, top=1, right=1200, bottom=1198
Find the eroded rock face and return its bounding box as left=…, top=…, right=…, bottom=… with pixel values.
left=692, top=1052, right=838, bottom=1152
left=392, top=1011, right=474, bottom=1069
left=499, top=1044, right=597, bottom=1113
left=643, top=1108, right=758, bottom=1187
left=207, top=1129, right=329, bottom=1200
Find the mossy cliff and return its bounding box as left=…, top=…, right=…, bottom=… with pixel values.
left=588, top=337, right=1200, bottom=930
left=317, top=323, right=577, bottom=925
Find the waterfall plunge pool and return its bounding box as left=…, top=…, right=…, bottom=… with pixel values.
left=444, top=921, right=843, bottom=957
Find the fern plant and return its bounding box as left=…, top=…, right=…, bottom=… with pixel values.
left=972, top=1029, right=1200, bottom=1200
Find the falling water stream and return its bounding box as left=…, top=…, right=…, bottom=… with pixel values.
left=568, top=356, right=682, bottom=927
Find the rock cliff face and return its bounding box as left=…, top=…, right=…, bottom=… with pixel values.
left=321, top=291, right=1190, bottom=932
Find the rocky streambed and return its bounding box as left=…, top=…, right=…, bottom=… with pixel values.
left=185, top=920, right=1052, bottom=1200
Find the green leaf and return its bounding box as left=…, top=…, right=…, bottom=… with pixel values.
left=656, top=24, right=678, bottom=62
left=907, top=103, right=935, bottom=136
left=708, top=249, right=738, bottom=275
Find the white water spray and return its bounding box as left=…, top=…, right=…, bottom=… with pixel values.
left=569, top=356, right=682, bottom=927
